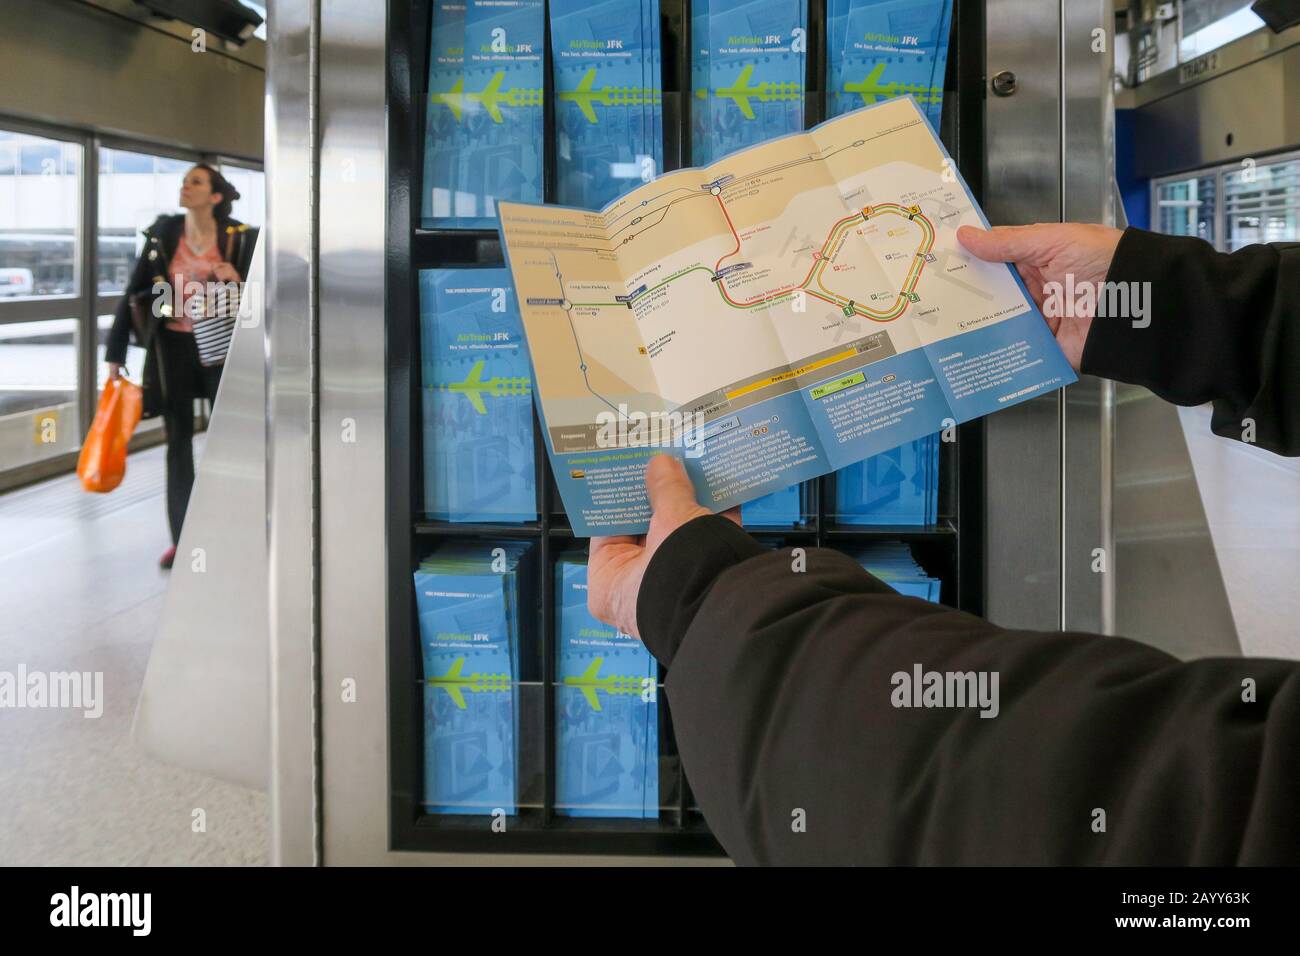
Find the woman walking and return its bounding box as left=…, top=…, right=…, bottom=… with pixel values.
left=104, top=164, right=258, bottom=569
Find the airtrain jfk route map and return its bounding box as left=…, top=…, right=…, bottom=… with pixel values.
left=500, top=95, right=1030, bottom=440
left=497, top=95, right=1075, bottom=535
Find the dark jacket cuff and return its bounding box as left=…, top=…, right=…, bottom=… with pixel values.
left=636, top=515, right=767, bottom=668
left=1079, top=227, right=1180, bottom=389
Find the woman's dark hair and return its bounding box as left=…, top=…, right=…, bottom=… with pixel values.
left=191, top=163, right=241, bottom=221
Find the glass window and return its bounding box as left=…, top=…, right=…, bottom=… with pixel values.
left=219, top=164, right=265, bottom=228
left=97, top=146, right=195, bottom=295
left=1179, top=1, right=1264, bottom=62
left=0, top=129, right=82, bottom=298
left=156, top=156, right=190, bottom=176
left=1155, top=175, right=1216, bottom=244
left=110, top=150, right=154, bottom=174
left=0, top=318, right=81, bottom=471
left=1223, top=158, right=1300, bottom=251
left=0, top=131, right=16, bottom=176
left=19, top=143, right=61, bottom=176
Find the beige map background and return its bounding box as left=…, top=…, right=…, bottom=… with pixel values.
left=498, top=96, right=1032, bottom=430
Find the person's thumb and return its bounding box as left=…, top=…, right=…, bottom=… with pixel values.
left=958, top=224, right=1049, bottom=266
left=645, top=454, right=703, bottom=518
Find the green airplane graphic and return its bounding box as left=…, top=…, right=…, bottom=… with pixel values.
left=470, top=71, right=544, bottom=123
left=560, top=67, right=660, bottom=124
left=713, top=65, right=802, bottom=120
left=431, top=76, right=467, bottom=120
left=434, top=359, right=532, bottom=415
left=428, top=657, right=511, bottom=710
left=431, top=72, right=544, bottom=123
left=563, top=658, right=649, bottom=713
left=843, top=63, right=942, bottom=106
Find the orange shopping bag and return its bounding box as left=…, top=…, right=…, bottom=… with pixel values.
left=77, top=376, right=144, bottom=493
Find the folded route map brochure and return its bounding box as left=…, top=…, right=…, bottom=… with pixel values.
left=497, top=95, right=1075, bottom=536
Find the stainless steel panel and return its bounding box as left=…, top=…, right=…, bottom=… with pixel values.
left=982, top=0, right=1114, bottom=634
left=1061, top=0, right=1116, bottom=634
left=316, top=0, right=391, bottom=866
left=267, top=0, right=320, bottom=867
left=133, top=241, right=270, bottom=789
left=983, top=0, right=1063, bottom=631
left=1134, top=44, right=1300, bottom=178
left=1126, top=19, right=1300, bottom=108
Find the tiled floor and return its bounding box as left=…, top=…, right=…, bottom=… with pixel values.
left=0, top=439, right=268, bottom=865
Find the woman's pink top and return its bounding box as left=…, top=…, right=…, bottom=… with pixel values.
left=164, top=238, right=224, bottom=333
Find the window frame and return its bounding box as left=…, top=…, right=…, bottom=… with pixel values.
left=0, top=113, right=233, bottom=489
left=1148, top=147, right=1300, bottom=254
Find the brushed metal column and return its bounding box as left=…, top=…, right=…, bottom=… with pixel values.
left=267, top=0, right=321, bottom=866
left=317, top=0, right=392, bottom=865
left=982, top=0, right=1114, bottom=633
left=983, top=0, right=1064, bottom=631
left=1061, top=0, right=1115, bottom=634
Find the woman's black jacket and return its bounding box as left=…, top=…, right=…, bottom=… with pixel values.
left=105, top=213, right=259, bottom=417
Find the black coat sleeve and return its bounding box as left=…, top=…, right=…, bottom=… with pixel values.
left=636, top=515, right=1300, bottom=865
left=1080, top=227, right=1300, bottom=456
left=105, top=217, right=171, bottom=366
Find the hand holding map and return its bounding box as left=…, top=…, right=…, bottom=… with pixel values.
left=498, top=96, right=1076, bottom=536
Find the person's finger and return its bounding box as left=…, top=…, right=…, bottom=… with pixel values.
left=645, top=454, right=699, bottom=515
left=957, top=224, right=1055, bottom=267
left=720, top=506, right=742, bottom=527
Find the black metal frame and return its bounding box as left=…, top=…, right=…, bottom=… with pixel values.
left=387, top=0, right=988, bottom=856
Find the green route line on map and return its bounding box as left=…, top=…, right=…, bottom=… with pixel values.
left=807, top=203, right=936, bottom=320
left=519, top=121, right=946, bottom=425
left=522, top=117, right=929, bottom=259
left=568, top=265, right=716, bottom=307
left=548, top=251, right=624, bottom=414
left=566, top=202, right=935, bottom=320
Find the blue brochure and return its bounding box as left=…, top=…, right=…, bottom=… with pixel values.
left=416, top=541, right=536, bottom=815
left=692, top=0, right=807, bottom=165
left=555, top=556, right=659, bottom=818
left=834, top=433, right=938, bottom=525
left=828, top=0, right=953, bottom=129
left=550, top=0, right=662, bottom=209
left=420, top=268, right=537, bottom=523
left=742, top=482, right=806, bottom=527
left=422, top=0, right=545, bottom=227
